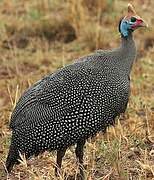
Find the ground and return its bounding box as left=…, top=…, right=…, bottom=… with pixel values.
left=0, top=0, right=154, bottom=179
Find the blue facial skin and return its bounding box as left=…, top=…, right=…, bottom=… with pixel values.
left=120, top=19, right=135, bottom=37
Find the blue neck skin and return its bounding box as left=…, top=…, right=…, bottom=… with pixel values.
left=120, top=19, right=134, bottom=37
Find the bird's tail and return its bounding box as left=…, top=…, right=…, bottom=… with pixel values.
left=5, top=143, right=19, bottom=173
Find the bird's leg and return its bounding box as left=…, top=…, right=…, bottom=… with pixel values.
left=55, top=148, right=67, bottom=176
left=75, top=139, right=86, bottom=179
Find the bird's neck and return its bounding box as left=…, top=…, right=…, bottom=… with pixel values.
left=120, top=33, right=137, bottom=74
left=121, top=33, right=134, bottom=48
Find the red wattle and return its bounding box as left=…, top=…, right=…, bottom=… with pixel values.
left=131, top=19, right=143, bottom=29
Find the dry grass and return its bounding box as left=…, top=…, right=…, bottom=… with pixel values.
left=0, top=0, right=154, bottom=179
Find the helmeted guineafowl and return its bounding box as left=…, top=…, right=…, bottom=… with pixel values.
left=6, top=3, right=147, bottom=177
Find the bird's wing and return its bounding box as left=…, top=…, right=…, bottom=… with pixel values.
left=9, top=64, right=89, bottom=129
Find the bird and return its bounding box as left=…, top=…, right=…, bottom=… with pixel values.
left=5, top=3, right=147, bottom=179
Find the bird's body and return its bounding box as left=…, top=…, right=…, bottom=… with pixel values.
left=6, top=3, right=147, bottom=177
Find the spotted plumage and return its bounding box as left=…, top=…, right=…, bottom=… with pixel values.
left=6, top=3, right=147, bottom=177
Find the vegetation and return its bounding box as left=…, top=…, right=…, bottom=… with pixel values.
left=0, top=0, right=153, bottom=179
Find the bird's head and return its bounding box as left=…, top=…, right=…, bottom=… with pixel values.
left=119, top=3, right=148, bottom=37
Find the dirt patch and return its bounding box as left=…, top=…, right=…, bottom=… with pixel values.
left=144, top=34, right=154, bottom=50
left=2, top=37, right=29, bottom=49
left=0, top=63, right=38, bottom=79
left=83, top=0, right=114, bottom=14
left=2, top=17, right=76, bottom=49
left=0, top=66, right=14, bottom=79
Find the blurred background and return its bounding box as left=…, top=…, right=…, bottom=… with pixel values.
left=0, top=0, right=153, bottom=179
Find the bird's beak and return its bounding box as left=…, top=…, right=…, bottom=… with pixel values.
left=140, top=19, right=148, bottom=28
left=131, top=18, right=148, bottom=30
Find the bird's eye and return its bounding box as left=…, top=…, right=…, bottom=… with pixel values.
left=130, top=17, right=137, bottom=22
